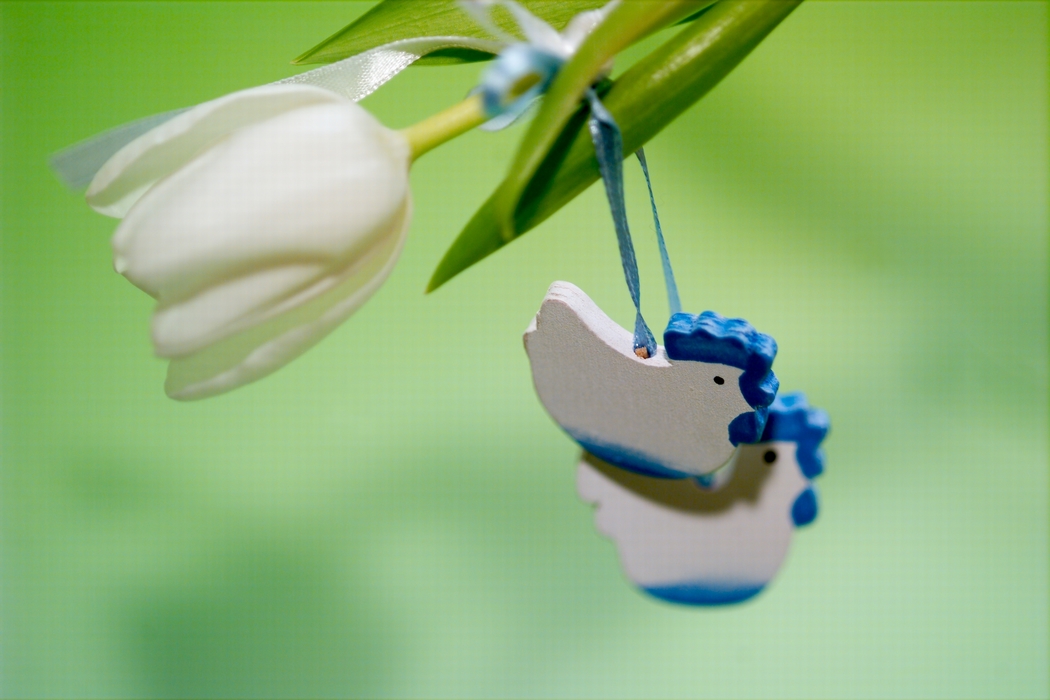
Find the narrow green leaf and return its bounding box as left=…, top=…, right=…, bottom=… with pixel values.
left=487, top=0, right=711, bottom=242
left=294, top=0, right=608, bottom=66
left=428, top=0, right=803, bottom=292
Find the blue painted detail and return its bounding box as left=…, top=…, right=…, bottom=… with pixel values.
left=662, top=313, right=778, bottom=448
left=664, top=311, right=779, bottom=410
left=762, top=392, right=830, bottom=479
left=694, top=473, right=716, bottom=489
left=663, top=311, right=778, bottom=446
left=569, top=431, right=690, bottom=480
left=728, top=406, right=768, bottom=446
left=791, top=487, right=819, bottom=526
left=643, top=581, right=765, bottom=606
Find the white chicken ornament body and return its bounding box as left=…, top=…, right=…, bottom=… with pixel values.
left=524, top=281, right=779, bottom=478
left=577, top=392, right=829, bottom=605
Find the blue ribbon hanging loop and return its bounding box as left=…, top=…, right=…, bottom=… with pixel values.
left=585, top=89, right=657, bottom=359
left=636, top=148, right=681, bottom=317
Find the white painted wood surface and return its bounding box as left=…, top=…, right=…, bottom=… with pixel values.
left=576, top=440, right=811, bottom=605
left=524, top=281, right=751, bottom=477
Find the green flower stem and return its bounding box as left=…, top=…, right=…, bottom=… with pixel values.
left=401, top=93, right=487, bottom=162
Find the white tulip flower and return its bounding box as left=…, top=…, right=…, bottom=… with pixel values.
left=87, top=84, right=415, bottom=400
left=71, top=2, right=610, bottom=401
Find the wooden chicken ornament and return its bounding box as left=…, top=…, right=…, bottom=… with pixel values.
left=577, top=392, right=829, bottom=605
left=524, top=281, right=779, bottom=478
left=525, top=105, right=828, bottom=607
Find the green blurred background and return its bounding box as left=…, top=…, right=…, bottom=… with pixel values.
left=2, top=2, right=1047, bottom=697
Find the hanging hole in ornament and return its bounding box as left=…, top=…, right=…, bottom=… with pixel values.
left=763, top=450, right=777, bottom=464
left=713, top=376, right=725, bottom=385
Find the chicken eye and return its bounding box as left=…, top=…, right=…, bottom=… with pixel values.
left=713, top=376, right=725, bottom=385
left=763, top=450, right=777, bottom=464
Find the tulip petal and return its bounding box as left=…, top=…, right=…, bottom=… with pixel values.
left=86, top=85, right=346, bottom=218
left=163, top=197, right=411, bottom=400
left=111, top=101, right=410, bottom=302
left=151, top=263, right=327, bottom=358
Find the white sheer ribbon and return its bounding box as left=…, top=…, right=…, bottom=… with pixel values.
left=49, top=35, right=502, bottom=190
left=51, top=0, right=617, bottom=191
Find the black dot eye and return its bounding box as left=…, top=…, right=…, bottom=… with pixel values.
left=713, top=376, right=725, bottom=385
left=763, top=450, right=777, bottom=464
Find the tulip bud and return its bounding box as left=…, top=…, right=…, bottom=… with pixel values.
left=87, top=85, right=412, bottom=400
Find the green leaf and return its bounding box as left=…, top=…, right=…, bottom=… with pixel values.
left=486, top=0, right=712, bottom=244
left=428, top=0, right=803, bottom=292
left=293, top=0, right=609, bottom=66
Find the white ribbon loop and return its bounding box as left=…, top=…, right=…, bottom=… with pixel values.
left=50, top=35, right=501, bottom=191
left=50, top=1, right=617, bottom=191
